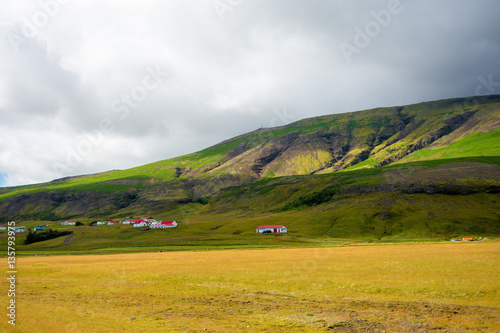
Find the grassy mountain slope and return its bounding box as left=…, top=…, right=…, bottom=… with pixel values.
left=1, top=95, right=499, bottom=246
left=6, top=158, right=500, bottom=252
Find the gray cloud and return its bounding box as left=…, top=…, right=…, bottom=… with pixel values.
left=1, top=0, right=499, bottom=186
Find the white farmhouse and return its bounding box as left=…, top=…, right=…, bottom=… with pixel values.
left=133, top=219, right=150, bottom=228
left=150, top=221, right=178, bottom=229
left=256, top=225, right=287, bottom=233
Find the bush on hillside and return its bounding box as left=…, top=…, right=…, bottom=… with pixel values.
left=194, top=197, right=209, bottom=205
left=279, top=185, right=338, bottom=211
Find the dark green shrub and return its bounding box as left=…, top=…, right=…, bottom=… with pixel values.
left=24, top=229, right=73, bottom=245
left=280, top=185, right=338, bottom=211
left=194, top=197, right=209, bottom=205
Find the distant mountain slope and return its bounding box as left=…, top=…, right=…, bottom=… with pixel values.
left=122, top=94, right=500, bottom=180
left=0, top=94, right=499, bottom=232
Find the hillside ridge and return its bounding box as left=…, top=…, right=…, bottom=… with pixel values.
left=0, top=94, right=499, bottom=233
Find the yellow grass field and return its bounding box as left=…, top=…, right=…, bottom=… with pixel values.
left=2, top=243, right=499, bottom=332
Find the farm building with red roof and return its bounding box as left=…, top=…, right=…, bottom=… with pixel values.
left=256, top=225, right=287, bottom=233
left=132, top=219, right=150, bottom=228
left=150, top=221, right=178, bottom=229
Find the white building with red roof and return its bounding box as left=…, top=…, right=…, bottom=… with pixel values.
left=133, top=219, right=150, bottom=228
left=150, top=221, right=178, bottom=229
left=256, top=225, right=287, bottom=233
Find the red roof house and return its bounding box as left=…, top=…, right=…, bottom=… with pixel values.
left=151, top=221, right=178, bottom=228
left=256, top=225, right=287, bottom=233
left=133, top=219, right=150, bottom=228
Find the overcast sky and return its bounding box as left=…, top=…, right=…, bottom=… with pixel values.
left=1, top=0, right=499, bottom=187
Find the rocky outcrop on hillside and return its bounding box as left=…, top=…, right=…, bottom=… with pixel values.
left=196, top=102, right=498, bottom=178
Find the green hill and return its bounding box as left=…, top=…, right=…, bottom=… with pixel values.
left=1, top=95, right=499, bottom=250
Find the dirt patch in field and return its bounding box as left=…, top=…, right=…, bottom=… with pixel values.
left=328, top=299, right=499, bottom=332
left=154, top=292, right=499, bottom=332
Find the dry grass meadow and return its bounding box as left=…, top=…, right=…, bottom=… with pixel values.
left=2, top=242, right=499, bottom=332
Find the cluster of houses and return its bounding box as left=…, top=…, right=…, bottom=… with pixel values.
left=60, top=221, right=287, bottom=233
left=2, top=221, right=289, bottom=234
left=61, top=217, right=178, bottom=229
left=124, top=217, right=178, bottom=229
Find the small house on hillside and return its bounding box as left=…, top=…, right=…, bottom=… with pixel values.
left=96, top=221, right=106, bottom=225
left=133, top=219, right=150, bottom=228
left=121, top=220, right=131, bottom=224
left=256, top=225, right=287, bottom=234
left=141, top=217, right=156, bottom=223
left=61, top=220, right=76, bottom=225
left=107, top=220, right=118, bottom=225
left=150, top=221, right=178, bottom=229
